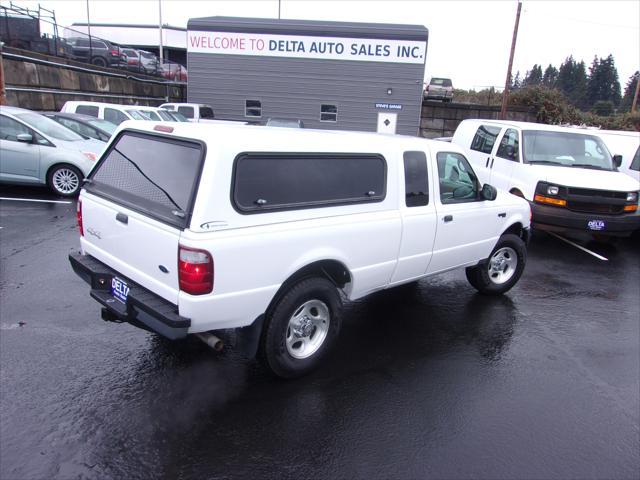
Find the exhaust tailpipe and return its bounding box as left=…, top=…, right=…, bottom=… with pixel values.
left=195, top=332, right=224, bottom=352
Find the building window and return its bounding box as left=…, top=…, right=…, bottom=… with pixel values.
left=320, top=104, right=338, bottom=122
left=245, top=100, right=262, bottom=118
left=233, top=153, right=386, bottom=213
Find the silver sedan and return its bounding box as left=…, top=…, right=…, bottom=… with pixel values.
left=0, top=106, right=104, bottom=196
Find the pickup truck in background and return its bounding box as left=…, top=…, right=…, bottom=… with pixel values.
left=69, top=122, right=530, bottom=378
left=451, top=120, right=640, bottom=242
left=160, top=102, right=248, bottom=125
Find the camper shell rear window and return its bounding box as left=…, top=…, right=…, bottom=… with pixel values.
left=85, top=130, right=205, bottom=229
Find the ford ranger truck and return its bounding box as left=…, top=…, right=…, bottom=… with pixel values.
left=69, top=122, right=531, bottom=378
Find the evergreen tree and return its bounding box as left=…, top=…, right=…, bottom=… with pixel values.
left=512, top=71, right=521, bottom=90
left=572, top=60, right=588, bottom=110
left=523, top=64, right=543, bottom=86
left=542, top=64, right=559, bottom=88
left=621, top=71, right=639, bottom=112
left=587, top=54, right=622, bottom=108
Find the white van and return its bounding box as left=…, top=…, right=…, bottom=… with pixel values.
left=451, top=120, right=640, bottom=240
left=60, top=101, right=147, bottom=125
left=593, top=130, right=640, bottom=183
left=69, top=122, right=530, bottom=377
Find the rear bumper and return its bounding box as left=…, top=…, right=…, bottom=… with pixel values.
left=69, top=252, right=190, bottom=339
left=531, top=203, right=640, bottom=237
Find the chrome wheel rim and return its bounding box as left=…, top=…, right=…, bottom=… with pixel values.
left=52, top=168, right=79, bottom=194
left=286, top=299, right=330, bottom=359
left=488, top=247, right=518, bottom=285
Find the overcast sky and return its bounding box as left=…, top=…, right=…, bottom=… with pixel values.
left=12, top=0, right=640, bottom=90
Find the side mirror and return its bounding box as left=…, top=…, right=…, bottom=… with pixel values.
left=481, top=183, right=497, bottom=201
left=16, top=133, right=33, bottom=143
left=612, top=154, right=623, bottom=168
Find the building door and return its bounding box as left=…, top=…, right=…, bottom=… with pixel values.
left=377, top=112, right=397, bottom=134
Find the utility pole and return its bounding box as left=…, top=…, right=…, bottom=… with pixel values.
left=86, top=0, right=92, bottom=64
left=159, top=0, right=164, bottom=66
left=632, top=73, right=640, bottom=113
left=0, top=41, right=6, bottom=106
left=500, top=0, right=522, bottom=120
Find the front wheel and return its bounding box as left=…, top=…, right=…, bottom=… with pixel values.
left=258, top=277, right=342, bottom=378
left=466, top=234, right=526, bottom=295
left=47, top=164, right=83, bottom=197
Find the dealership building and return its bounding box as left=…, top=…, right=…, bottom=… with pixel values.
left=186, top=17, right=428, bottom=135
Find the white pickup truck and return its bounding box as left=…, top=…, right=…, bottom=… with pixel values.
left=159, top=102, right=248, bottom=125
left=69, top=122, right=531, bottom=377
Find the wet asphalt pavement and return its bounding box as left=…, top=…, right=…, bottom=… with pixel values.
left=1, top=185, right=639, bottom=480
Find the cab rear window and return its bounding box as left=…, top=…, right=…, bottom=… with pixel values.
left=86, top=131, right=204, bottom=228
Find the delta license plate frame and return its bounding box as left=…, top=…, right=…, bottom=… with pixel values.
left=111, top=276, right=130, bottom=303
left=587, top=219, right=606, bottom=231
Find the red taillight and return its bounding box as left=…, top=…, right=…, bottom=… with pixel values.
left=178, top=246, right=213, bottom=295
left=77, top=199, right=84, bottom=237
left=109, top=49, right=120, bottom=56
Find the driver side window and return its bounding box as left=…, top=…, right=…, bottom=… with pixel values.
left=436, top=152, right=480, bottom=204
left=0, top=115, right=31, bottom=142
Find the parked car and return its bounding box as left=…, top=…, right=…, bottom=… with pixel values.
left=0, top=106, right=103, bottom=196
left=593, top=130, right=640, bottom=183
left=69, top=122, right=531, bottom=378
left=43, top=112, right=117, bottom=142
left=162, top=110, right=189, bottom=122
left=136, top=107, right=176, bottom=122
left=451, top=119, right=640, bottom=241
left=159, top=62, right=187, bottom=81
left=159, top=103, right=247, bottom=125
left=425, top=77, right=454, bottom=102
left=266, top=118, right=304, bottom=128
left=66, top=36, right=125, bottom=68
left=138, top=50, right=159, bottom=75
left=160, top=102, right=214, bottom=121
left=120, top=48, right=143, bottom=72
left=60, top=101, right=147, bottom=125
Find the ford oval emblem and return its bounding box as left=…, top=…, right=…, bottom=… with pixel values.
left=158, top=265, right=169, bottom=274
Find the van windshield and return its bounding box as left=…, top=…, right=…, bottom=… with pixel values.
left=522, top=130, right=614, bottom=171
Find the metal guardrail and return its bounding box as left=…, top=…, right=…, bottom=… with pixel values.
left=2, top=50, right=185, bottom=86
left=5, top=85, right=167, bottom=102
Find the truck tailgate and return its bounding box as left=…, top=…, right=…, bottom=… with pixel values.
left=81, top=193, right=181, bottom=304
left=79, top=128, right=205, bottom=305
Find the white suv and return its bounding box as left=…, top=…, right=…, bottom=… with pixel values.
left=61, top=101, right=147, bottom=125
left=69, top=122, right=530, bottom=377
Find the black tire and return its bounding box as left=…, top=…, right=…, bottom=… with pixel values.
left=258, top=277, right=342, bottom=378
left=47, top=164, right=83, bottom=197
left=465, top=234, right=526, bottom=296
left=91, top=56, right=107, bottom=67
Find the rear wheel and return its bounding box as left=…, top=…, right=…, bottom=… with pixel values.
left=91, top=56, right=107, bottom=67
left=466, top=234, right=526, bottom=295
left=258, top=277, right=342, bottom=378
left=47, top=164, right=82, bottom=197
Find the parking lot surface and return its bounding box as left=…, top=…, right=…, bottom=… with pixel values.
left=1, top=186, right=639, bottom=480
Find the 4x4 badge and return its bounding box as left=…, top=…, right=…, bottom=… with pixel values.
left=86, top=228, right=102, bottom=239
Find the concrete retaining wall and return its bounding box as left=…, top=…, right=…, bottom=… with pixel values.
left=420, top=101, right=536, bottom=138
left=1, top=47, right=185, bottom=111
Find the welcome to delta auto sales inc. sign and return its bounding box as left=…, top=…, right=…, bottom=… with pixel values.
left=188, top=31, right=426, bottom=64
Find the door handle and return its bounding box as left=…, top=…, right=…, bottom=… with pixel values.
left=498, top=212, right=506, bottom=218
left=490, top=157, right=495, bottom=168
left=485, top=156, right=491, bottom=168
left=443, top=215, right=453, bottom=223
left=116, top=212, right=128, bottom=224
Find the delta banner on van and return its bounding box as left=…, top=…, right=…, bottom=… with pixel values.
left=188, top=31, right=426, bottom=64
